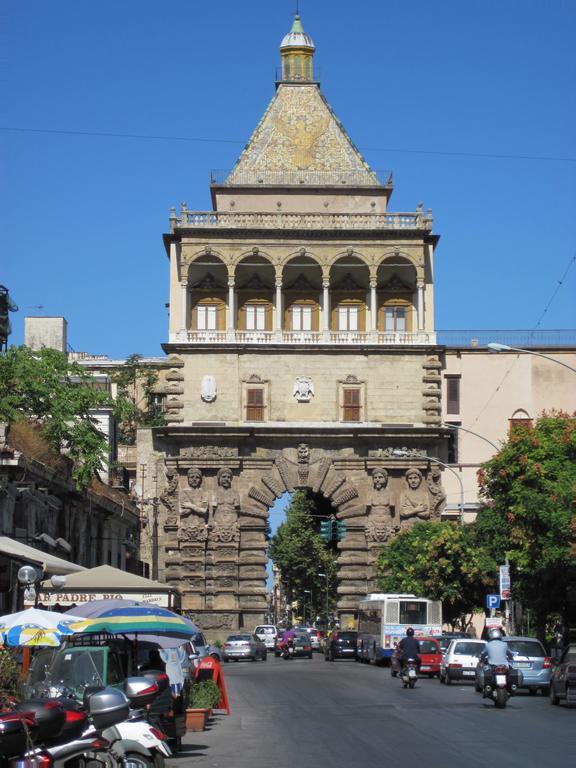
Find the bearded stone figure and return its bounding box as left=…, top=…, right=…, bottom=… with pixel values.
left=212, top=467, right=240, bottom=525
left=365, top=467, right=397, bottom=543
left=179, top=468, right=209, bottom=524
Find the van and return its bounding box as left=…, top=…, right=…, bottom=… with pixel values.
left=254, top=625, right=278, bottom=650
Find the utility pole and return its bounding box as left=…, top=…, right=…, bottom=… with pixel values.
left=151, top=472, right=159, bottom=581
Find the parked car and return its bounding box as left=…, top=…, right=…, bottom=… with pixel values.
left=223, top=633, right=268, bottom=662
left=254, top=624, right=279, bottom=651
left=417, top=637, right=443, bottom=677
left=475, top=636, right=552, bottom=695
left=437, top=632, right=472, bottom=655
left=325, top=631, right=358, bottom=661
left=549, top=644, right=576, bottom=706
left=440, top=639, right=486, bottom=684
left=189, top=630, right=222, bottom=661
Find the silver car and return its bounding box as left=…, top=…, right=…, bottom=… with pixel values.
left=223, top=633, right=268, bottom=662
left=475, top=636, right=552, bottom=695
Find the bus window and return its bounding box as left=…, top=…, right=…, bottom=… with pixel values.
left=399, top=601, right=427, bottom=625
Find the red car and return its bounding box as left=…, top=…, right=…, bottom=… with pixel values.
left=418, top=636, right=442, bottom=677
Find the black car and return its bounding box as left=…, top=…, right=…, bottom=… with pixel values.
left=550, top=644, right=576, bottom=706
left=325, top=631, right=358, bottom=661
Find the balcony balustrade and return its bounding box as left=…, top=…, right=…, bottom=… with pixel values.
left=169, top=206, right=433, bottom=232
left=170, top=330, right=435, bottom=345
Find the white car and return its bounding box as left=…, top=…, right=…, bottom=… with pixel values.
left=254, top=624, right=279, bottom=650
left=440, top=639, right=486, bottom=684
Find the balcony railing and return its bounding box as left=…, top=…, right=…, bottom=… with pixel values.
left=169, top=205, right=433, bottom=232
left=210, top=168, right=392, bottom=187
left=169, top=330, right=435, bottom=345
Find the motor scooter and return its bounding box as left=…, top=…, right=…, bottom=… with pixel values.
left=280, top=640, right=295, bottom=660
left=0, top=710, right=54, bottom=768
left=479, top=665, right=520, bottom=709
left=400, top=658, right=418, bottom=689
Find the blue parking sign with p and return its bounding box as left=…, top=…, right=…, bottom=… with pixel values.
left=486, top=594, right=501, bottom=610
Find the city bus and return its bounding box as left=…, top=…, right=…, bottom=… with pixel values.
left=357, top=593, right=442, bottom=664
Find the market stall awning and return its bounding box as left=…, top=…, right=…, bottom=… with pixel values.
left=0, top=536, right=85, bottom=576
left=36, top=564, right=180, bottom=608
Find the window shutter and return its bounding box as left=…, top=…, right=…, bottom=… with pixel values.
left=446, top=377, right=460, bottom=415
left=246, top=388, right=265, bottom=421
left=343, top=388, right=361, bottom=421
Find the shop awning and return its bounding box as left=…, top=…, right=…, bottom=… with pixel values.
left=0, top=536, right=85, bottom=576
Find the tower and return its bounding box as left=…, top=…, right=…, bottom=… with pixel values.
left=143, top=15, right=445, bottom=633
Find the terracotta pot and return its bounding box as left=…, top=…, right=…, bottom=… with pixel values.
left=185, top=708, right=209, bottom=732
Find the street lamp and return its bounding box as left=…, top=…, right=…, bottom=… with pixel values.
left=487, top=342, right=576, bottom=374
left=392, top=448, right=465, bottom=526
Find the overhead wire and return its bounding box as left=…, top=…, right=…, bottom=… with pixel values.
left=2, top=125, right=576, bottom=164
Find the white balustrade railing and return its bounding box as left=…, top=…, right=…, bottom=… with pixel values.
left=170, top=208, right=432, bottom=232
left=171, top=330, right=435, bottom=345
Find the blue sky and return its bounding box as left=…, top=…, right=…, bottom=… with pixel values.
left=2, top=0, right=575, bottom=357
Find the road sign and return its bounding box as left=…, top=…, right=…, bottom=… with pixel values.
left=499, top=564, right=511, bottom=600
left=486, top=594, right=501, bottom=610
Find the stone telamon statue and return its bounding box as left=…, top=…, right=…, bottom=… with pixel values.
left=367, top=467, right=395, bottom=520
left=427, top=466, right=447, bottom=518
left=180, top=467, right=209, bottom=524
left=399, top=467, right=430, bottom=525
left=211, top=466, right=240, bottom=525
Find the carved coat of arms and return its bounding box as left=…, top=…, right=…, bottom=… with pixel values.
left=293, top=376, right=314, bottom=402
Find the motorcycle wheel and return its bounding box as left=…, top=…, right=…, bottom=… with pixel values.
left=495, top=688, right=507, bottom=709
left=409, top=679, right=416, bottom=689
left=550, top=684, right=560, bottom=706
left=124, top=753, right=154, bottom=768
left=154, top=753, right=165, bottom=768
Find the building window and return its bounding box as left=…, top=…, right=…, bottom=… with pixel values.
left=245, top=304, right=267, bottom=331
left=149, top=394, right=166, bottom=417
left=338, top=305, right=359, bottom=331
left=384, top=306, right=406, bottom=332
left=445, top=422, right=459, bottom=464
left=509, top=409, right=533, bottom=434
left=246, top=387, right=265, bottom=421
left=291, top=304, right=313, bottom=331
left=196, top=304, right=218, bottom=330
left=342, top=387, right=361, bottom=421
left=446, top=376, right=461, bottom=415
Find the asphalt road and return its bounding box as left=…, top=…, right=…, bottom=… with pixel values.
left=169, top=653, right=576, bottom=768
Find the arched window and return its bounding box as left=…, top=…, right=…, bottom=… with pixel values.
left=509, top=409, right=533, bottom=434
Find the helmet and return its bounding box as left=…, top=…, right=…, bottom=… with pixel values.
left=487, top=627, right=503, bottom=641
left=406, top=627, right=415, bottom=637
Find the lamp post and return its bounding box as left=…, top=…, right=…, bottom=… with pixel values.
left=487, top=342, right=576, bottom=374
left=318, top=572, right=329, bottom=626
left=392, top=449, right=465, bottom=526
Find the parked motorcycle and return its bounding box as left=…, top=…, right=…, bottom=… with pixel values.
left=0, top=709, right=54, bottom=768
left=400, top=658, right=418, bottom=689
left=480, top=664, right=519, bottom=709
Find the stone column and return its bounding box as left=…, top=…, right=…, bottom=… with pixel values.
left=369, top=279, right=377, bottom=341
left=227, top=275, right=236, bottom=340
left=180, top=282, right=188, bottom=336
left=322, top=278, right=331, bottom=342
left=275, top=277, right=283, bottom=341
left=417, top=281, right=425, bottom=332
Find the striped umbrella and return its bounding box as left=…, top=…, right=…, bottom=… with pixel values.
left=80, top=605, right=195, bottom=639
left=0, top=608, right=91, bottom=647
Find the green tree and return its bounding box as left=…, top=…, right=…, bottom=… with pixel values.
left=376, top=521, right=493, bottom=628
left=476, top=411, right=576, bottom=631
left=0, top=345, right=126, bottom=487
left=268, top=491, right=337, bottom=620
left=111, top=353, right=164, bottom=444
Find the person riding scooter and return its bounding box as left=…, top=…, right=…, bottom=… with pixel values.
left=480, top=627, right=514, bottom=668
left=397, top=627, right=421, bottom=672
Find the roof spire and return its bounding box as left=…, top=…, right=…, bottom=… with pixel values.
left=279, top=13, right=315, bottom=83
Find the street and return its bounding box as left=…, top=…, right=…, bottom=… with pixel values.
left=169, top=654, right=575, bottom=768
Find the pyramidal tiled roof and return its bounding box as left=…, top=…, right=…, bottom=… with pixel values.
left=226, top=84, right=380, bottom=187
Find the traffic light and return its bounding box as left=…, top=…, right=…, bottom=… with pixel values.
left=335, top=520, right=347, bottom=541
left=320, top=519, right=334, bottom=542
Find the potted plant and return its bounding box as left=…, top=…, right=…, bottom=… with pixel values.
left=184, top=680, right=221, bottom=731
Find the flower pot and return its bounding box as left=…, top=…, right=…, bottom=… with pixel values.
left=185, top=708, right=209, bottom=732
